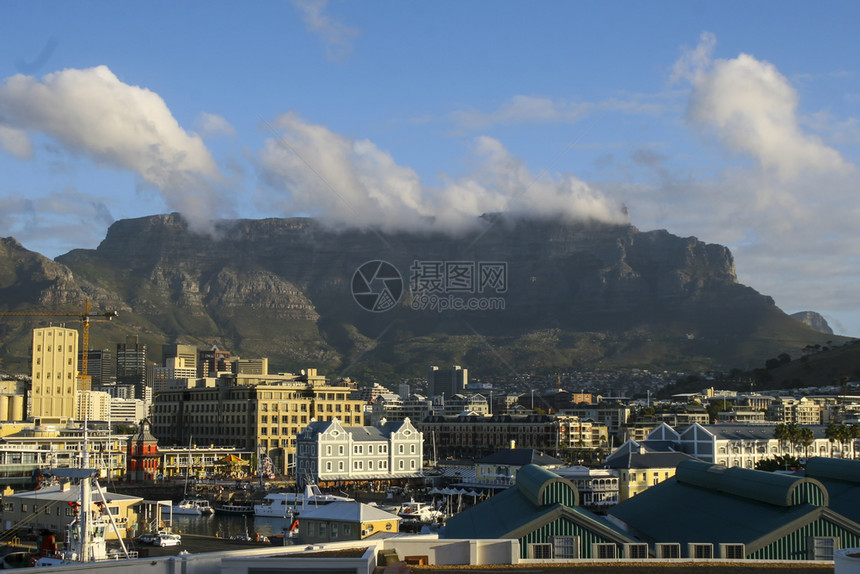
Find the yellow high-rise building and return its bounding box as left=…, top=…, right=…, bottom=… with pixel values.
left=30, top=326, right=79, bottom=420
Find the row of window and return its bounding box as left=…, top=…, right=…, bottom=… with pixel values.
left=529, top=538, right=839, bottom=561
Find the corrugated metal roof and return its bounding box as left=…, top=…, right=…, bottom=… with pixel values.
left=609, top=475, right=821, bottom=547
left=444, top=464, right=625, bottom=543
left=675, top=460, right=828, bottom=507
left=804, top=457, right=860, bottom=524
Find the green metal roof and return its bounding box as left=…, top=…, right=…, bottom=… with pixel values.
left=804, top=457, right=860, bottom=525
left=515, top=463, right=579, bottom=508
left=805, top=456, right=860, bottom=484
left=676, top=460, right=828, bottom=507
left=609, top=475, right=825, bottom=549
left=444, top=464, right=627, bottom=546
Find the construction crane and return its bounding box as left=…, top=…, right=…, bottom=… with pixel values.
left=0, top=299, right=118, bottom=380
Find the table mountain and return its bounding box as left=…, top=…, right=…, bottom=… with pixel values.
left=0, top=213, right=836, bottom=378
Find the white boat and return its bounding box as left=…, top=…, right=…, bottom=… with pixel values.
left=254, top=483, right=354, bottom=518
left=163, top=498, right=213, bottom=516
left=397, top=499, right=444, bottom=523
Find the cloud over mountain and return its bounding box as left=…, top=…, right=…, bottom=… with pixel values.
left=257, top=113, right=629, bottom=233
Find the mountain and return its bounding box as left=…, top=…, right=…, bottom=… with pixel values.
left=0, top=214, right=841, bottom=379
left=790, top=311, right=834, bottom=335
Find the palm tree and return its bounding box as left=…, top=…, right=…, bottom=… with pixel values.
left=774, top=423, right=791, bottom=455
left=850, top=424, right=860, bottom=460
left=825, top=422, right=844, bottom=458
left=798, top=426, right=815, bottom=460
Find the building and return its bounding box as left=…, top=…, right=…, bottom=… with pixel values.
left=608, top=459, right=860, bottom=560
left=81, top=349, right=115, bottom=386
left=150, top=369, right=366, bottom=475
left=444, top=464, right=638, bottom=559
left=77, top=390, right=111, bottom=422
left=161, top=343, right=198, bottom=374
left=126, top=420, right=158, bottom=482
left=0, top=421, right=128, bottom=482
left=554, top=466, right=619, bottom=513
left=158, top=444, right=253, bottom=481
left=603, top=439, right=697, bottom=501
left=0, top=481, right=142, bottom=540
left=109, top=397, right=148, bottom=424
left=30, top=326, right=79, bottom=420
left=768, top=396, right=822, bottom=425
left=198, top=346, right=231, bottom=377
left=473, top=448, right=565, bottom=488
left=147, top=356, right=197, bottom=395
left=295, top=418, right=424, bottom=487
left=417, top=413, right=609, bottom=460
left=0, top=378, right=27, bottom=422
left=429, top=365, right=467, bottom=398
left=298, top=501, right=400, bottom=543
left=116, top=335, right=147, bottom=401
left=370, top=393, right=433, bottom=425
left=560, top=401, right=633, bottom=443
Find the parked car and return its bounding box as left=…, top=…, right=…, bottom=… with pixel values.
left=155, top=532, right=182, bottom=547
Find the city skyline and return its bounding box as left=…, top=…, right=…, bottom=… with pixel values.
left=1, top=2, right=859, bottom=335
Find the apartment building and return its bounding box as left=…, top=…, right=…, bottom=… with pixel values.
left=767, top=396, right=822, bottom=425
left=150, top=368, right=365, bottom=475
left=30, top=326, right=80, bottom=420
left=417, top=413, right=609, bottom=459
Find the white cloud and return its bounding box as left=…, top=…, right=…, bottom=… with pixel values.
left=680, top=36, right=852, bottom=180
left=613, top=34, right=860, bottom=333
left=0, top=126, right=32, bottom=159
left=196, top=112, right=236, bottom=138
left=292, top=0, right=359, bottom=61
left=257, top=113, right=628, bottom=233
left=0, top=65, right=230, bottom=232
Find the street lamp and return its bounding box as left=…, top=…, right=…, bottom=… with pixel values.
left=531, top=389, right=535, bottom=410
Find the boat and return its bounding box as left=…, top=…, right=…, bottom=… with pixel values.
left=29, top=468, right=137, bottom=566
left=213, top=501, right=256, bottom=515
left=253, top=483, right=354, bottom=518
left=397, top=499, right=444, bottom=524
left=163, top=497, right=213, bottom=516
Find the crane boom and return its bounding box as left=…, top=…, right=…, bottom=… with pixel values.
left=0, top=299, right=118, bottom=380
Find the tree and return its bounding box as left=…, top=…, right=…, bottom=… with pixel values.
left=825, top=422, right=850, bottom=458
left=798, top=426, right=815, bottom=459
left=755, top=455, right=800, bottom=472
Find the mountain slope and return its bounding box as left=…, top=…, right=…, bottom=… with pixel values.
left=0, top=214, right=840, bottom=378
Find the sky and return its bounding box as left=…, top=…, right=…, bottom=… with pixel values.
left=1, top=1, right=859, bottom=336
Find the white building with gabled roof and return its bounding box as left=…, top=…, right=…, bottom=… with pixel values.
left=295, top=417, right=423, bottom=487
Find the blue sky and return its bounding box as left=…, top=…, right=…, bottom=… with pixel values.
left=1, top=1, right=860, bottom=337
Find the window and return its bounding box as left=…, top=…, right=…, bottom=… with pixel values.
left=318, top=523, right=326, bottom=536
left=529, top=543, right=553, bottom=560
left=809, top=537, right=839, bottom=561
left=721, top=544, right=745, bottom=559
left=689, top=544, right=713, bottom=559
left=656, top=544, right=680, bottom=559
left=592, top=543, right=616, bottom=559
left=331, top=524, right=338, bottom=537
left=342, top=524, right=351, bottom=535
left=624, top=544, right=649, bottom=559
left=551, top=536, right=579, bottom=559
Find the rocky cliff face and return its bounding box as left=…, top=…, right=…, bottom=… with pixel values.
left=791, top=311, right=834, bottom=335
left=0, top=213, right=830, bottom=376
